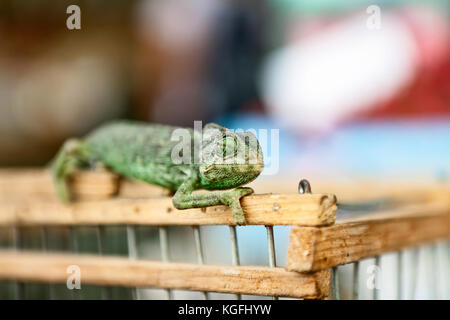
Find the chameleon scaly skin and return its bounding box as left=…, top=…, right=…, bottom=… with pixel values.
left=50, top=121, right=264, bottom=225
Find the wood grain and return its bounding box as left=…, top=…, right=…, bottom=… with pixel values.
left=0, top=169, right=168, bottom=201
left=1, top=169, right=448, bottom=204
left=0, top=251, right=330, bottom=299
left=0, top=192, right=336, bottom=226
left=249, top=175, right=450, bottom=204
left=286, top=202, right=450, bottom=272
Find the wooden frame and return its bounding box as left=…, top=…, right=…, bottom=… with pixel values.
left=1, top=169, right=449, bottom=299
left=0, top=170, right=336, bottom=226
left=286, top=203, right=450, bottom=272
left=0, top=193, right=336, bottom=226
left=0, top=251, right=330, bottom=299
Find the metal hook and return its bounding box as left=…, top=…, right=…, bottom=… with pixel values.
left=298, top=179, right=312, bottom=194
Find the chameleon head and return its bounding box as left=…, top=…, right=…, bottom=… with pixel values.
left=199, top=123, right=264, bottom=190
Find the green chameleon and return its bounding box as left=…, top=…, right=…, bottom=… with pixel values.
left=51, top=121, right=264, bottom=225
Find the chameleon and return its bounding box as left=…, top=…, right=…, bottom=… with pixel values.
left=50, top=120, right=264, bottom=225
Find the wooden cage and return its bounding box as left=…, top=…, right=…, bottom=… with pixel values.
left=0, top=169, right=449, bottom=299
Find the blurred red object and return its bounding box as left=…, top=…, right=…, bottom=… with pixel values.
left=262, top=5, right=450, bottom=135
left=355, top=5, right=450, bottom=121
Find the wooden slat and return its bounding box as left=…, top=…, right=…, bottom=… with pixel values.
left=286, top=202, right=450, bottom=272
left=0, top=169, right=336, bottom=226
left=0, top=251, right=330, bottom=299
left=2, top=169, right=449, bottom=204
left=0, top=192, right=336, bottom=226
left=0, top=169, right=168, bottom=201
left=252, top=176, right=450, bottom=204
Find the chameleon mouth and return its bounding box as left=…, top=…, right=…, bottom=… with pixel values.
left=201, top=162, right=264, bottom=189
left=252, top=163, right=265, bottom=172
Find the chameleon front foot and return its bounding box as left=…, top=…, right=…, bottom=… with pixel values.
left=221, top=187, right=254, bottom=225
left=172, top=179, right=254, bottom=226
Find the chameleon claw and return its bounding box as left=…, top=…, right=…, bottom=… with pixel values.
left=223, top=187, right=254, bottom=225
left=231, top=207, right=246, bottom=225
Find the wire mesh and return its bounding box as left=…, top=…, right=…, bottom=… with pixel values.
left=0, top=224, right=449, bottom=300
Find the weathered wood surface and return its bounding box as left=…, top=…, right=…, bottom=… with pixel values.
left=0, top=168, right=336, bottom=226
left=0, top=192, right=336, bottom=226
left=0, top=169, right=168, bottom=201
left=0, top=251, right=330, bottom=299
left=286, top=202, right=450, bottom=272
left=1, top=169, right=448, bottom=204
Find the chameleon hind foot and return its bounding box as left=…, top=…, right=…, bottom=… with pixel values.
left=221, top=187, right=254, bottom=225
left=50, top=138, right=89, bottom=203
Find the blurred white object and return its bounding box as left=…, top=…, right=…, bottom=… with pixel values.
left=261, top=6, right=448, bottom=133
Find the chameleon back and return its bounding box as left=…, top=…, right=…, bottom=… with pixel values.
left=84, top=121, right=197, bottom=190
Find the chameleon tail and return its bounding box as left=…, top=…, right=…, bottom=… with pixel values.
left=50, top=139, right=88, bottom=202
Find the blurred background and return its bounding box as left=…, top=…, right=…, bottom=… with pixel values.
left=0, top=0, right=449, bottom=299
left=0, top=0, right=448, bottom=179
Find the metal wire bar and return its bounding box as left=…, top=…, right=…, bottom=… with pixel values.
left=11, top=226, right=24, bottom=299
left=265, top=226, right=278, bottom=300
left=431, top=244, right=438, bottom=299
left=126, top=225, right=140, bottom=300
left=96, top=226, right=112, bottom=300
left=41, top=227, right=53, bottom=300
left=96, top=226, right=106, bottom=254
left=409, top=247, right=419, bottom=300
left=397, top=251, right=403, bottom=300
left=159, top=226, right=173, bottom=300
left=331, top=266, right=340, bottom=300
left=69, top=227, right=80, bottom=300
left=126, top=226, right=138, bottom=259
left=228, top=226, right=241, bottom=300
left=373, top=256, right=381, bottom=300
left=192, top=226, right=208, bottom=300
left=265, top=226, right=276, bottom=268
left=447, top=242, right=450, bottom=299
left=69, top=227, right=78, bottom=253
left=298, top=179, right=312, bottom=194
left=352, top=261, right=360, bottom=300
